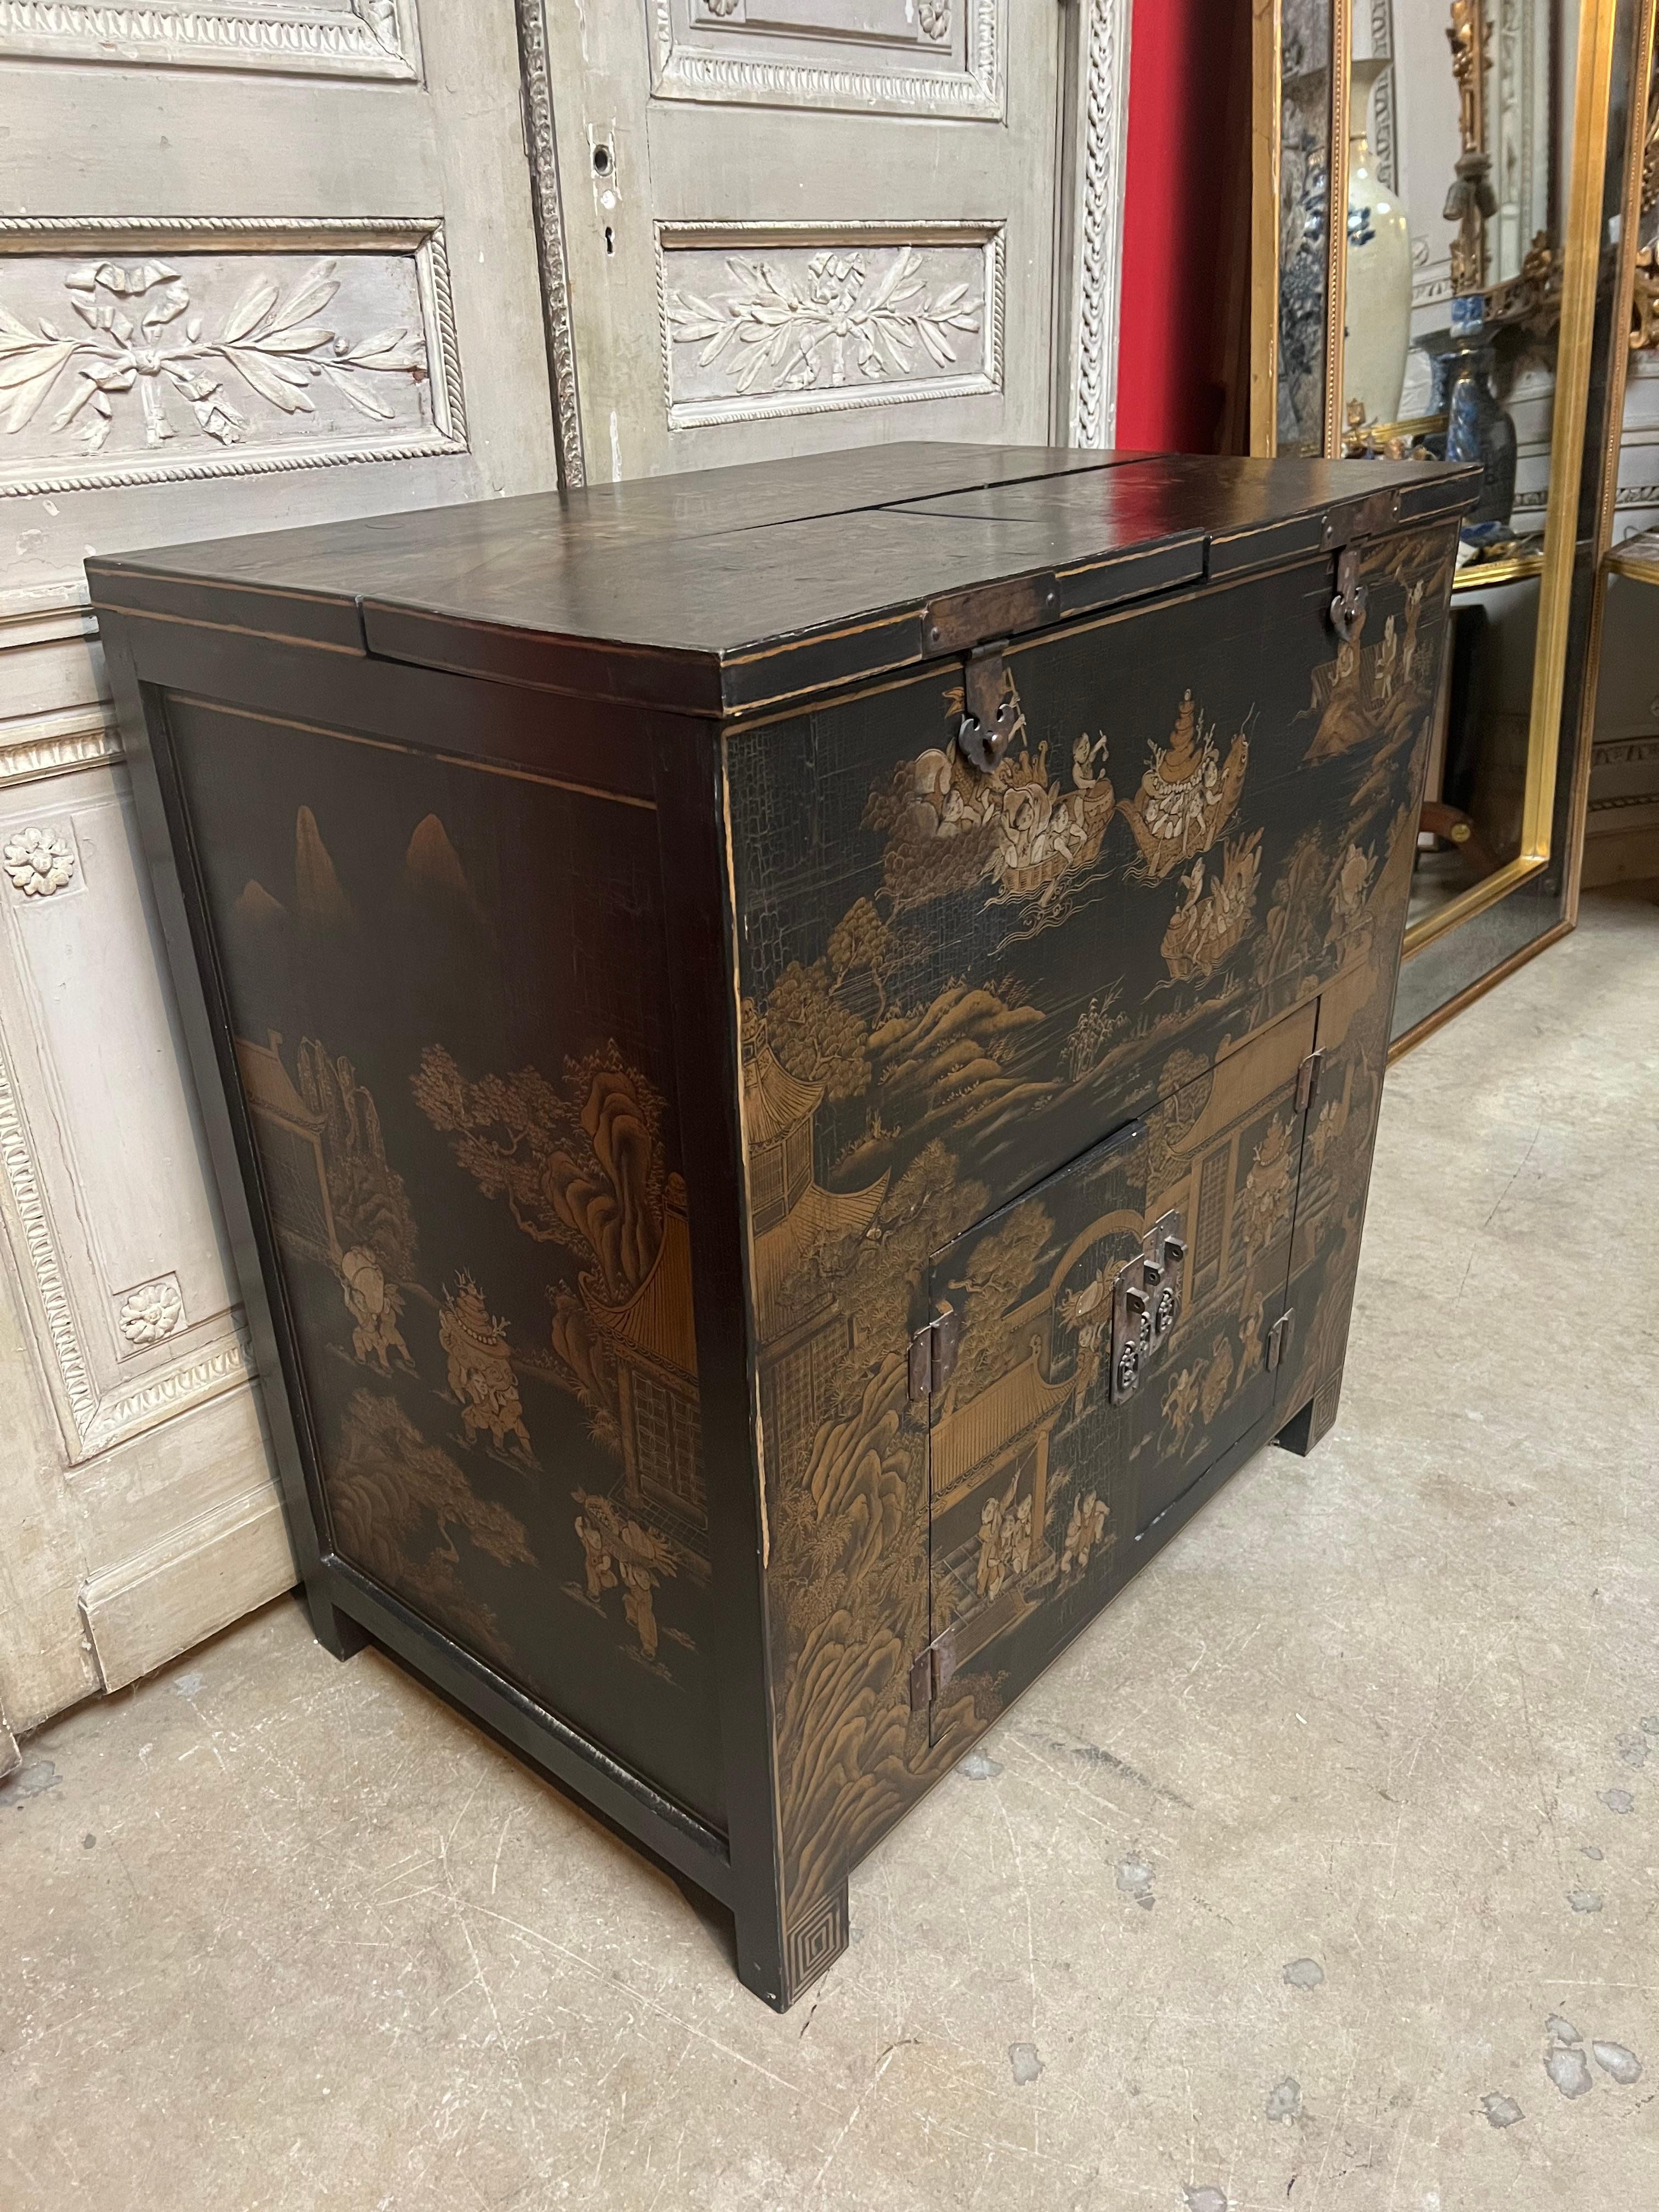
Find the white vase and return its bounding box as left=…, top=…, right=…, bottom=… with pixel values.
left=1343, top=56, right=1413, bottom=431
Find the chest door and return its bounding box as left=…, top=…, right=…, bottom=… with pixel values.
left=914, top=1001, right=1318, bottom=1742
left=1127, top=1000, right=1318, bottom=1542
left=916, top=1113, right=1146, bottom=1743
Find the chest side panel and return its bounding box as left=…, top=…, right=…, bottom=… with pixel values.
left=723, top=521, right=1457, bottom=1939
left=165, top=694, right=724, bottom=1830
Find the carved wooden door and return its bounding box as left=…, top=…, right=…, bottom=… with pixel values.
left=526, top=0, right=1112, bottom=482
left=0, top=3, right=560, bottom=1746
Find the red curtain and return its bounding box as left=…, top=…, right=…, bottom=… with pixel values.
left=1115, top=0, right=1252, bottom=454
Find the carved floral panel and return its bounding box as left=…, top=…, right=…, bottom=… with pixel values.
left=3, top=822, right=79, bottom=899
left=658, top=223, right=1002, bottom=430
left=0, top=0, right=418, bottom=80
left=117, top=1275, right=187, bottom=1348
left=0, top=220, right=465, bottom=498
left=650, top=0, right=1000, bottom=117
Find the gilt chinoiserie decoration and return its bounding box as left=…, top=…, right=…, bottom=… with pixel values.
left=91, top=440, right=1476, bottom=2010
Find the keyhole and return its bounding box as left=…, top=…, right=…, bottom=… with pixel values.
left=605, top=226, right=614, bottom=256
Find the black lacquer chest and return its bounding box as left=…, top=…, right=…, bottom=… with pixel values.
left=91, top=442, right=1475, bottom=2007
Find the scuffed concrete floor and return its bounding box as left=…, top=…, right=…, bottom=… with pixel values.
left=5, top=889, right=1658, bottom=2212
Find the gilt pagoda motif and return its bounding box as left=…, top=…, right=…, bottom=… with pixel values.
left=929, top=1330, right=1079, bottom=1679
left=236, top=1030, right=417, bottom=1377
left=744, top=1039, right=889, bottom=1487
left=594, top=1173, right=706, bottom=1530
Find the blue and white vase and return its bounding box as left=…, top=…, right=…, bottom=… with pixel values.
left=1443, top=295, right=1519, bottom=548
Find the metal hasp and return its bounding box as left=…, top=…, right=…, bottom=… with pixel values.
left=1329, top=545, right=1368, bottom=642
left=908, top=1624, right=961, bottom=1712
left=909, top=1300, right=961, bottom=1401
left=1109, top=1209, right=1187, bottom=1404
left=1266, top=1310, right=1295, bottom=1372
left=957, top=642, right=1017, bottom=772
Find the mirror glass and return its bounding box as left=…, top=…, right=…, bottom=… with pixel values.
left=1339, top=1, right=1577, bottom=933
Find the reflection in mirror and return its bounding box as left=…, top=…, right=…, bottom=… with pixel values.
left=1339, top=2, right=1575, bottom=933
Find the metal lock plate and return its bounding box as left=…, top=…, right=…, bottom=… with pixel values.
left=1320, top=486, right=1404, bottom=549
left=1141, top=1210, right=1187, bottom=1351
left=1295, top=1048, right=1325, bottom=1115
left=1108, top=1209, right=1187, bottom=1404
left=1109, top=1256, right=1152, bottom=1404
left=908, top=1623, right=961, bottom=1711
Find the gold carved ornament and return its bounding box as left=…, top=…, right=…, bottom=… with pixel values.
left=1632, top=57, right=1659, bottom=351
left=1444, top=0, right=1494, bottom=296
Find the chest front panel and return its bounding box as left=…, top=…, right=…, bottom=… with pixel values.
left=725, top=523, right=1453, bottom=1945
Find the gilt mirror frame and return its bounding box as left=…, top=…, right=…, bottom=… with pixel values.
left=1250, top=0, right=1652, bottom=1011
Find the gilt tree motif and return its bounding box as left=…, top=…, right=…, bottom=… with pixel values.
left=412, top=1042, right=670, bottom=1453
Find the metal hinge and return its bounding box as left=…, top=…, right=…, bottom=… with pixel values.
left=1295, top=1048, right=1325, bottom=1115
left=1320, top=486, right=1403, bottom=549
left=908, top=1301, right=961, bottom=1401
left=1267, top=1310, right=1295, bottom=1372
left=909, top=1624, right=961, bottom=1711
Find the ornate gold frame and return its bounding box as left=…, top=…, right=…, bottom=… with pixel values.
left=1250, top=2, right=1350, bottom=459
left=1562, top=0, right=1659, bottom=922
left=1250, top=0, right=1634, bottom=962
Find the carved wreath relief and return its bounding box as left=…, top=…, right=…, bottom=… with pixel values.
left=732, top=527, right=1454, bottom=1944
left=651, top=0, right=994, bottom=120
left=667, top=246, right=981, bottom=399
left=0, top=225, right=463, bottom=496
left=0, top=1, right=415, bottom=78
left=659, top=229, right=1000, bottom=426
left=1, top=258, right=427, bottom=456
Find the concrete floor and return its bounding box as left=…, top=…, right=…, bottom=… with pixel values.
left=5, top=890, right=1658, bottom=2212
